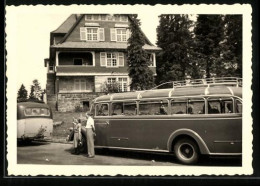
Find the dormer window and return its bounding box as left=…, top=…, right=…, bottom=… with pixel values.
left=84, top=14, right=128, bottom=22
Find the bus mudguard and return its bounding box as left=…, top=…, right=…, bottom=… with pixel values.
left=167, top=128, right=210, bottom=155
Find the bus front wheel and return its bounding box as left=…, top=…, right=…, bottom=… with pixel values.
left=174, top=138, right=199, bottom=164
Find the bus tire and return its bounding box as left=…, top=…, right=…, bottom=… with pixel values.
left=174, top=138, right=199, bottom=164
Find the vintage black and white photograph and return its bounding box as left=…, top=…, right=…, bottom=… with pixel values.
left=5, top=4, right=252, bottom=176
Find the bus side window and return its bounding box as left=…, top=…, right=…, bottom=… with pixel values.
left=207, top=98, right=221, bottom=114
left=96, top=103, right=109, bottom=116
left=208, top=97, right=233, bottom=114
left=112, top=102, right=123, bottom=115
left=171, top=99, right=187, bottom=114
left=123, top=102, right=137, bottom=116
left=188, top=98, right=205, bottom=114
left=139, top=100, right=168, bottom=115
left=236, top=99, right=242, bottom=113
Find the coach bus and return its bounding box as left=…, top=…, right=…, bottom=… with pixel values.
left=17, top=102, right=53, bottom=142
left=73, top=77, right=242, bottom=164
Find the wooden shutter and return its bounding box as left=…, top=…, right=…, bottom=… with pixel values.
left=74, top=79, right=80, bottom=90
left=110, top=28, right=116, bottom=41
left=80, top=79, right=86, bottom=91
left=100, top=52, right=106, bottom=66
left=99, top=28, right=105, bottom=41
left=80, top=27, right=87, bottom=40
left=118, top=53, right=124, bottom=67
left=126, top=29, right=131, bottom=40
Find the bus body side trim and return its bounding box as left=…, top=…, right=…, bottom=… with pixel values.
left=167, top=128, right=211, bottom=155
left=94, top=146, right=169, bottom=153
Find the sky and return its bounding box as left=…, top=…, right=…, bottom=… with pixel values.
left=6, top=6, right=160, bottom=93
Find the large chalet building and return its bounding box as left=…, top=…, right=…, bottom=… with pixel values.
left=45, top=14, right=161, bottom=112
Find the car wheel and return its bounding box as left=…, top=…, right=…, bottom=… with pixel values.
left=174, top=138, right=199, bottom=164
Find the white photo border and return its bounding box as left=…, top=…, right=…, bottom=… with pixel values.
left=6, top=4, right=253, bottom=176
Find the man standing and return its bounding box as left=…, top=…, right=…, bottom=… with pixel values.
left=85, top=112, right=95, bottom=158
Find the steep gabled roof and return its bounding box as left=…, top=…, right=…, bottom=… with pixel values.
left=54, top=14, right=158, bottom=47
left=58, top=14, right=84, bottom=43
left=51, top=14, right=78, bottom=34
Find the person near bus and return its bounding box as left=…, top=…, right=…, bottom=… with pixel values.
left=85, top=112, right=95, bottom=158
left=72, top=118, right=82, bottom=155
left=159, top=100, right=167, bottom=115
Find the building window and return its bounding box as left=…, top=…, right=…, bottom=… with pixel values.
left=110, top=28, right=129, bottom=42
left=107, top=53, right=117, bottom=67
left=120, top=15, right=128, bottom=22
left=107, top=78, right=116, bottom=84
left=116, top=29, right=127, bottom=42
left=107, top=77, right=128, bottom=92
left=101, top=14, right=107, bottom=20
left=118, top=78, right=128, bottom=92
left=74, top=58, right=83, bottom=65
left=87, top=28, right=98, bottom=41
left=74, top=79, right=86, bottom=91
left=86, top=15, right=92, bottom=20
left=93, top=14, right=100, bottom=20
left=100, top=52, right=124, bottom=67
left=85, top=14, right=128, bottom=22
left=80, top=27, right=104, bottom=41
left=148, top=53, right=156, bottom=67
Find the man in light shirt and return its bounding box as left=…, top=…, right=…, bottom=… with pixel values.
left=85, top=112, right=95, bottom=158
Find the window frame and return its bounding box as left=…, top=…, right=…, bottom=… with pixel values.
left=116, top=28, right=127, bottom=42
left=170, top=97, right=206, bottom=115
left=95, top=103, right=110, bottom=116
left=80, top=27, right=104, bottom=41
left=74, top=79, right=87, bottom=91
left=100, top=52, right=124, bottom=67
left=139, top=99, right=169, bottom=116
left=111, top=101, right=138, bottom=116
left=24, top=107, right=50, bottom=117
left=206, top=96, right=235, bottom=114
left=106, top=77, right=129, bottom=92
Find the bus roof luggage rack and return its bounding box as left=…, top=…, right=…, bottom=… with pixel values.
left=152, top=77, right=242, bottom=90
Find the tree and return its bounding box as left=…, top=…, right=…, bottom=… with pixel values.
left=156, top=14, right=195, bottom=84
left=127, top=15, right=154, bottom=90
left=17, top=84, right=28, bottom=102
left=220, top=15, right=242, bottom=77
left=194, top=15, right=225, bottom=78
left=28, top=79, right=43, bottom=101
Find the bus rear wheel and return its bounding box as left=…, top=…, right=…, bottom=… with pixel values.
left=174, top=138, right=199, bottom=164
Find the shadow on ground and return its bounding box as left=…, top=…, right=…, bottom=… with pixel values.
left=65, top=146, right=242, bottom=166
left=17, top=141, right=51, bottom=147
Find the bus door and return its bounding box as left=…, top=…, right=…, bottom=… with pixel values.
left=94, top=103, right=110, bottom=146
left=207, top=97, right=242, bottom=153
left=108, top=101, right=138, bottom=148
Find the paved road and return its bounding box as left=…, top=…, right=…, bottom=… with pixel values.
left=17, top=141, right=242, bottom=166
